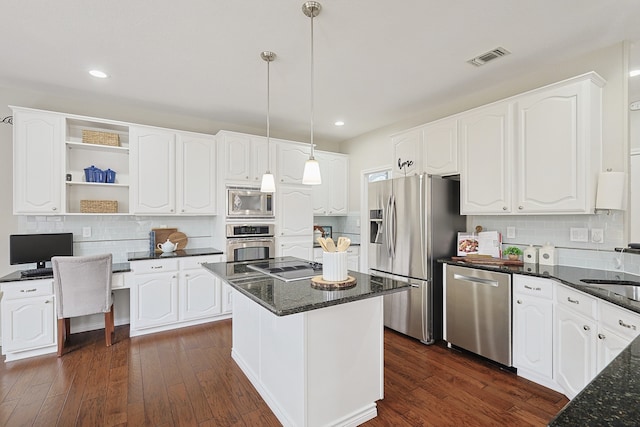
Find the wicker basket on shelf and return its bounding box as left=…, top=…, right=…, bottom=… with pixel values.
left=82, top=130, right=120, bottom=147
left=80, top=200, right=118, bottom=213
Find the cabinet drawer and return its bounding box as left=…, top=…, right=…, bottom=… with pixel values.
left=346, top=246, right=360, bottom=257
left=599, top=301, right=640, bottom=341
left=513, top=275, right=553, bottom=299
left=556, top=284, right=597, bottom=319
left=179, top=255, right=224, bottom=270
left=130, top=259, right=179, bottom=274
left=2, top=279, right=54, bottom=300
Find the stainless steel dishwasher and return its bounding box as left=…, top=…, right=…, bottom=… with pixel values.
left=445, top=264, right=512, bottom=366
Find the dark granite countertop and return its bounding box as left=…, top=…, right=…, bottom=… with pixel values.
left=127, top=247, right=224, bottom=261
left=439, top=259, right=640, bottom=315
left=439, top=258, right=640, bottom=426
left=202, top=256, right=410, bottom=316
left=0, top=262, right=131, bottom=283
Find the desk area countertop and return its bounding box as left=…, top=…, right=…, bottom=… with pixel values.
left=0, top=262, right=131, bottom=283
left=202, top=256, right=410, bottom=316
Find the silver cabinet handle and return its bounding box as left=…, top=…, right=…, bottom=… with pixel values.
left=151, top=266, right=164, bottom=270
left=453, top=273, right=499, bottom=287
left=567, top=297, right=580, bottom=304
left=598, top=333, right=606, bottom=339
left=45, top=300, right=51, bottom=304
left=52, top=207, right=57, bottom=211
left=619, top=319, right=637, bottom=331
left=21, top=288, right=38, bottom=293
left=524, top=285, right=541, bottom=291
left=517, top=300, right=523, bottom=304
left=502, top=206, right=507, bottom=211
left=583, top=325, right=591, bottom=331
left=518, top=206, right=523, bottom=210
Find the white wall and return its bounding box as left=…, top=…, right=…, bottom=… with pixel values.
left=341, top=42, right=629, bottom=251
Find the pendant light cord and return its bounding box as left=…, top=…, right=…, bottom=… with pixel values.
left=266, top=56, right=271, bottom=173
left=309, top=7, right=315, bottom=160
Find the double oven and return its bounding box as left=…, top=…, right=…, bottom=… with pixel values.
left=226, top=224, right=275, bottom=262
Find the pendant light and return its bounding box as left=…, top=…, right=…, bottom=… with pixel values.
left=260, top=51, right=276, bottom=193
left=301, top=1, right=322, bottom=185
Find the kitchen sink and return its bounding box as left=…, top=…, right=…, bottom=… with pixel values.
left=580, top=278, right=640, bottom=286
left=579, top=279, right=640, bottom=302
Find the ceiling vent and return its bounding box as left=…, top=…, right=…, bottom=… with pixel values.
left=467, top=47, right=511, bottom=67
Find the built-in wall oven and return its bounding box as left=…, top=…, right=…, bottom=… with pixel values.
left=226, top=224, right=275, bottom=262
left=227, top=186, right=274, bottom=218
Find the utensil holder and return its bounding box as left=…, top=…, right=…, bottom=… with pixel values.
left=322, top=251, right=348, bottom=282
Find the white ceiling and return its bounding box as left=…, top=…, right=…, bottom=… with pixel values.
left=2, top=0, right=640, bottom=143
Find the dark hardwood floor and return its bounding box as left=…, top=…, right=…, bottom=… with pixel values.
left=0, top=320, right=568, bottom=426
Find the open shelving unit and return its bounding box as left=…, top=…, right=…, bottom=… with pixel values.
left=64, top=118, right=131, bottom=214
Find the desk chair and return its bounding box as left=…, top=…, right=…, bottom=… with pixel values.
left=51, top=254, right=114, bottom=357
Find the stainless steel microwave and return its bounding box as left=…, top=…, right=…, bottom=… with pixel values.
left=227, top=187, right=274, bottom=218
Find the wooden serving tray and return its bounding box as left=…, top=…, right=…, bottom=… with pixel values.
left=310, top=275, right=357, bottom=290
left=451, top=256, right=524, bottom=266
left=152, top=228, right=178, bottom=253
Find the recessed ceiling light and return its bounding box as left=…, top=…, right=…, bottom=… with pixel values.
left=630, top=69, right=640, bottom=77
left=89, top=69, right=109, bottom=78
left=334, top=121, right=345, bottom=126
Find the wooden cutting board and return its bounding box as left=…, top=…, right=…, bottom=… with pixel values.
left=168, top=232, right=188, bottom=250
left=451, top=256, right=524, bottom=266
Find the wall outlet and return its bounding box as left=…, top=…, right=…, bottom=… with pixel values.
left=506, top=226, right=516, bottom=239
left=570, top=227, right=589, bottom=242
left=591, top=228, right=604, bottom=243
left=82, top=226, right=91, bottom=237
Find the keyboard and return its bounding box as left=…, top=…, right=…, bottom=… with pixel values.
left=20, top=267, right=53, bottom=277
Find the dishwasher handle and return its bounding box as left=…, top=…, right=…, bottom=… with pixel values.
left=452, top=273, right=500, bottom=287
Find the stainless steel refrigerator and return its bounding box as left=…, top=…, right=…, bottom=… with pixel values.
left=368, top=174, right=465, bottom=344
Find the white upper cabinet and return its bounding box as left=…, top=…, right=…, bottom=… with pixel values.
left=278, top=185, right=313, bottom=236
left=219, top=131, right=275, bottom=185
left=176, top=133, right=217, bottom=214
left=460, top=102, right=513, bottom=214
left=391, top=129, right=422, bottom=178
left=278, top=141, right=309, bottom=185
left=459, top=72, right=604, bottom=215
left=312, top=152, right=349, bottom=215
left=131, top=126, right=216, bottom=215
left=130, top=126, right=177, bottom=214
left=12, top=108, right=64, bottom=214
left=514, top=77, right=602, bottom=213
left=423, top=116, right=459, bottom=176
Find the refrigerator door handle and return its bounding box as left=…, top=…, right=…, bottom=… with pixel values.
left=389, top=194, right=397, bottom=259
left=384, top=195, right=392, bottom=257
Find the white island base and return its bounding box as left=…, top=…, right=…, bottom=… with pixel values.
left=232, top=292, right=384, bottom=427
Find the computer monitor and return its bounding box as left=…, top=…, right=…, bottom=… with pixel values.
left=9, top=233, right=74, bottom=269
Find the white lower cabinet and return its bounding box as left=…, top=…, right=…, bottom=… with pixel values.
left=509, top=273, right=640, bottom=400
left=222, top=284, right=234, bottom=314
left=512, top=276, right=556, bottom=390
left=554, top=302, right=598, bottom=399
left=277, top=236, right=314, bottom=261
left=1, top=279, right=56, bottom=361
left=129, top=255, right=227, bottom=337
left=553, top=283, right=640, bottom=399
left=596, top=300, right=640, bottom=371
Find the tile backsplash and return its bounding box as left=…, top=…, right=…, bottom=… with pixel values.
left=314, top=212, right=361, bottom=244
left=17, top=215, right=215, bottom=263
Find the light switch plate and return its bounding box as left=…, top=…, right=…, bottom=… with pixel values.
left=570, top=227, right=589, bottom=242
left=82, top=226, right=91, bottom=237
left=506, top=226, right=516, bottom=239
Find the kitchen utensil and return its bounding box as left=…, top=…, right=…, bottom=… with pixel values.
left=316, top=237, right=329, bottom=252
left=168, top=232, right=188, bottom=250
left=325, top=237, right=337, bottom=252
left=337, top=237, right=351, bottom=252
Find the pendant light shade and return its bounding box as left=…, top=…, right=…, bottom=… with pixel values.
left=260, top=51, right=276, bottom=193
left=302, top=1, right=322, bottom=185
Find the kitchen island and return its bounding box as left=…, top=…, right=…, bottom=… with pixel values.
left=202, top=257, right=410, bottom=427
